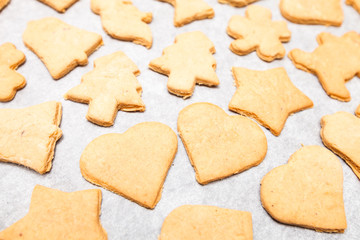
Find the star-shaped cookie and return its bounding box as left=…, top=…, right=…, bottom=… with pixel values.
left=91, top=0, right=153, bottom=48
left=289, top=32, right=360, bottom=102
left=229, top=67, right=313, bottom=136
left=227, top=5, right=291, bottom=62
left=218, top=0, right=257, bottom=7
left=321, top=111, right=360, bottom=179
left=0, top=43, right=26, bottom=102
left=65, top=51, right=145, bottom=127
left=37, top=0, right=79, bottom=12
left=347, top=0, right=360, bottom=13
left=149, top=31, right=219, bottom=98
left=0, top=185, right=108, bottom=240
left=157, top=0, right=214, bottom=27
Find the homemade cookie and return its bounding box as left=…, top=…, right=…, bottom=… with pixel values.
left=80, top=122, right=177, bottom=209
left=64, top=51, right=145, bottom=127
left=261, top=145, right=347, bottom=232
left=91, top=0, right=152, bottom=48
left=356, top=105, right=360, bottom=117
left=178, top=102, right=267, bottom=184
left=289, top=32, right=360, bottom=102
left=321, top=112, right=360, bottom=179
left=347, top=0, right=360, bottom=13
left=280, top=0, right=343, bottom=26
left=157, top=0, right=214, bottom=27
left=37, top=0, right=79, bottom=12
left=227, top=5, right=291, bottom=62
left=149, top=31, right=219, bottom=98
left=218, top=0, right=257, bottom=8
left=23, top=17, right=103, bottom=79
left=0, top=43, right=26, bottom=101
left=229, top=67, right=313, bottom=136
left=0, top=101, right=62, bottom=174
left=159, top=205, right=253, bottom=240
left=0, top=0, right=9, bottom=11
left=0, top=185, right=107, bottom=240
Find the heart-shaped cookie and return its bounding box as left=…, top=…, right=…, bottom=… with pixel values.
left=261, top=145, right=346, bottom=232
left=80, top=122, right=178, bottom=209
left=178, top=102, right=267, bottom=184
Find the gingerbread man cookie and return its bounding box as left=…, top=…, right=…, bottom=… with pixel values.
left=23, top=17, right=103, bottom=79
left=218, top=0, right=257, bottom=8
left=0, top=43, right=26, bottom=101
left=289, top=32, right=360, bottom=102
left=91, top=0, right=153, bottom=48
left=37, top=0, right=79, bottom=12
left=227, top=5, right=291, bottom=62
left=149, top=31, right=219, bottom=98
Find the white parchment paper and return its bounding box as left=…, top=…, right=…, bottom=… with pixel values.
left=0, top=0, right=360, bottom=239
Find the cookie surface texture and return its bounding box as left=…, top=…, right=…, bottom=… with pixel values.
left=159, top=205, right=253, bottom=240
left=23, top=17, right=103, bottom=79
left=149, top=31, right=219, bottom=98
left=261, top=145, right=347, bottom=232
left=0, top=0, right=10, bottom=11
left=0, top=101, right=62, bottom=174
left=157, top=0, right=214, bottom=27
left=280, top=0, right=343, bottom=26
left=80, top=122, right=178, bottom=209
left=321, top=112, right=360, bottom=179
left=64, top=51, right=145, bottom=127
left=347, top=0, right=360, bottom=13
left=91, top=0, right=152, bottom=48
left=227, top=5, right=291, bottom=62
left=0, top=43, right=26, bottom=101
left=0, top=185, right=107, bottom=240
left=218, top=0, right=257, bottom=7
left=289, top=32, right=360, bottom=102
left=178, top=102, right=267, bottom=184
left=37, top=0, right=79, bottom=12
left=229, top=67, right=313, bottom=136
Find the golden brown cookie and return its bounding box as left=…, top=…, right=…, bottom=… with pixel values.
left=227, top=5, right=291, bottom=62
left=0, top=185, right=107, bottom=240
left=0, top=101, right=62, bottom=174
left=159, top=205, right=253, bottom=240
left=229, top=67, right=313, bottom=136
left=356, top=105, right=360, bottom=117
left=0, top=43, right=26, bottom=102
left=91, top=0, right=153, bottom=48
left=289, top=32, right=360, bottom=102
left=80, top=122, right=177, bottom=209
left=23, top=17, right=103, bottom=80
left=261, top=145, right=347, bottom=232
left=347, top=0, right=360, bottom=13
left=0, top=0, right=9, bottom=11
left=149, top=31, right=219, bottom=98
left=37, top=0, right=79, bottom=12
left=64, top=51, right=145, bottom=127
left=280, top=0, right=343, bottom=26
left=218, top=0, right=257, bottom=7
left=321, top=111, right=360, bottom=179
left=157, top=0, right=214, bottom=27
left=178, top=102, right=267, bottom=184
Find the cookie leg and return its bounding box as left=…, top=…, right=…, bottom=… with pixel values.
left=230, top=39, right=257, bottom=55
left=87, top=95, right=118, bottom=126
left=258, top=40, right=285, bottom=61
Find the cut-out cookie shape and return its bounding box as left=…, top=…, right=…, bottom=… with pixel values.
left=149, top=31, right=219, bottom=98
left=37, top=0, right=79, bottom=12
left=321, top=112, right=360, bottom=179
left=64, top=51, right=145, bottom=127
left=227, top=5, right=291, bottom=62
left=229, top=67, right=313, bottom=136
left=0, top=185, right=108, bottom=240
left=0, top=101, right=62, bottom=174
left=80, top=122, right=177, bottom=209
left=356, top=105, right=360, bottom=117
left=218, top=0, right=257, bottom=8
left=347, top=0, right=360, bottom=13
left=0, top=43, right=26, bottom=101
left=23, top=17, right=103, bottom=80
left=91, top=0, right=153, bottom=48
left=261, top=145, right=347, bottom=232
left=289, top=32, right=360, bottom=102
left=0, top=0, right=10, bottom=11
left=157, top=0, right=214, bottom=27
left=280, top=0, right=343, bottom=26
left=178, top=102, right=267, bottom=184
left=159, top=205, right=253, bottom=240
